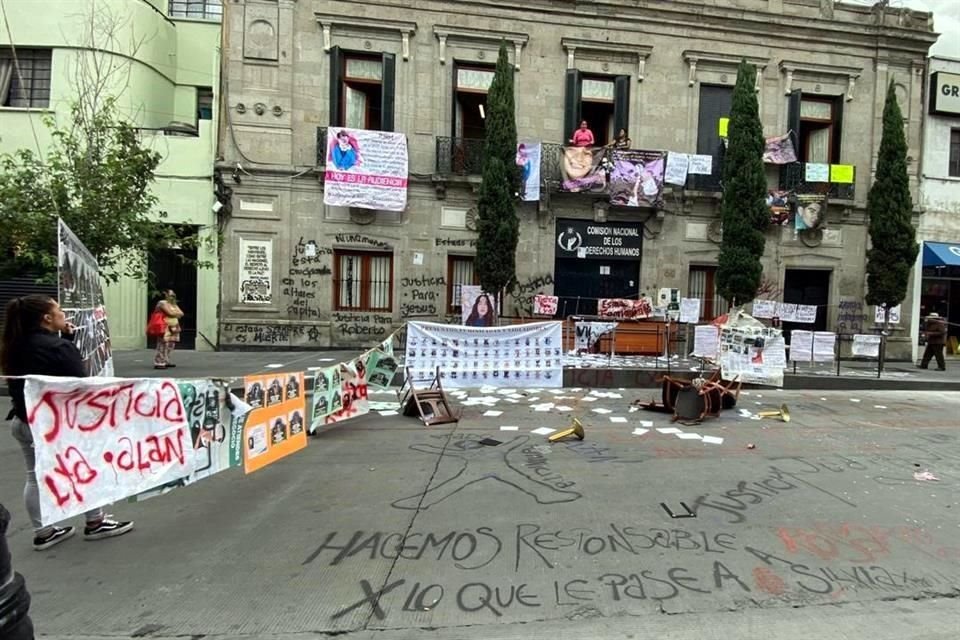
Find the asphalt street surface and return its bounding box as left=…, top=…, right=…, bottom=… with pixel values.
left=1, top=387, right=959, bottom=639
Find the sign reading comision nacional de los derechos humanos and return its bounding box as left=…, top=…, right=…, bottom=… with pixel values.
left=554, top=219, right=643, bottom=261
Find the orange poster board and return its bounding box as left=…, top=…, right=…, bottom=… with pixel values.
left=242, top=372, right=307, bottom=473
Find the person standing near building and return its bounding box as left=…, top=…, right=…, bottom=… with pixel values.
left=154, top=289, right=184, bottom=370
left=1, top=295, right=134, bottom=550
left=569, top=120, right=595, bottom=147
left=919, top=312, right=948, bottom=371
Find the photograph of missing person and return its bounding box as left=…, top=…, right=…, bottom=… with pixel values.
left=286, top=374, right=301, bottom=400
left=266, top=377, right=283, bottom=406
left=288, top=410, right=305, bottom=436
left=245, top=380, right=265, bottom=409
left=271, top=417, right=288, bottom=445
left=247, top=424, right=268, bottom=457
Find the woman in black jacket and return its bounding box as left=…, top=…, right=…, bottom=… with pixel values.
left=1, top=295, right=133, bottom=550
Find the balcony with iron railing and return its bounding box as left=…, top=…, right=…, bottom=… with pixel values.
left=324, top=129, right=856, bottom=202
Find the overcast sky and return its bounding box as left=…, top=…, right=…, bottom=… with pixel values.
left=887, top=0, right=960, bottom=58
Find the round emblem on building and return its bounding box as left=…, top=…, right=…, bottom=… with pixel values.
left=557, top=227, right=583, bottom=252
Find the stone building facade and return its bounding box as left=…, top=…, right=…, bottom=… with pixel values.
left=218, top=0, right=936, bottom=357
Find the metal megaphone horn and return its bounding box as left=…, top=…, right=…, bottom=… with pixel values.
left=757, top=404, right=790, bottom=422
left=548, top=418, right=585, bottom=442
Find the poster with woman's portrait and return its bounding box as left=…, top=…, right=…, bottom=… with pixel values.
left=461, top=285, right=498, bottom=327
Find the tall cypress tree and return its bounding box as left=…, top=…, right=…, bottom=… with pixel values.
left=865, top=80, right=918, bottom=327
left=716, top=61, right=767, bottom=307
left=475, top=42, right=519, bottom=300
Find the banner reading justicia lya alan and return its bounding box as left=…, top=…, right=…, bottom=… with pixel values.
left=324, top=127, right=408, bottom=212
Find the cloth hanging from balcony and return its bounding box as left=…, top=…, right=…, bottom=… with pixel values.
left=766, top=190, right=793, bottom=226
left=763, top=134, right=798, bottom=165
left=560, top=146, right=607, bottom=193
left=517, top=141, right=541, bottom=201
left=574, top=321, right=618, bottom=351
left=608, top=150, right=665, bottom=208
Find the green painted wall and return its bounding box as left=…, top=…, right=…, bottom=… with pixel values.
left=0, top=0, right=221, bottom=350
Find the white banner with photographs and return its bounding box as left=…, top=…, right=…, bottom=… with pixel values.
left=719, top=324, right=787, bottom=387
left=58, top=219, right=114, bottom=377
left=405, top=321, right=563, bottom=388
left=323, top=127, right=409, bottom=212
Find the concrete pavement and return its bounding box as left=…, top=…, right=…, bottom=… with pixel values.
left=2, top=387, right=959, bottom=639
left=35, top=348, right=960, bottom=392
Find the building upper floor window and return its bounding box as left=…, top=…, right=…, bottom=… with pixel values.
left=334, top=250, right=393, bottom=311
left=329, top=47, right=396, bottom=132
left=169, top=0, right=222, bottom=21
left=564, top=70, right=630, bottom=148
left=788, top=91, right=844, bottom=164
left=950, top=129, right=960, bottom=178
left=454, top=64, right=494, bottom=140
left=197, top=86, right=214, bottom=122
left=0, top=48, right=52, bottom=108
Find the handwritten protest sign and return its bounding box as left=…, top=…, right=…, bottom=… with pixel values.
left=533, top=294, right=559, bottom=316
left=323, top=127, right=408, bottom=212
left=243, top=372, right=307, bottom=473
left=23, top=376, right=193, bottom=525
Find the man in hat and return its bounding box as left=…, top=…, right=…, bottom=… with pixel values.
left=919, top=312, right=948, bottom=371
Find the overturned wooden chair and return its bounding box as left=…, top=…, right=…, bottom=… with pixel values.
left=672, top=375, right=743, bottom=423
left=398, top=366, right=461, bottom=426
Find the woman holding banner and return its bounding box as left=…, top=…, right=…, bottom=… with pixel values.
left=1, top=295, right=133, bottom=550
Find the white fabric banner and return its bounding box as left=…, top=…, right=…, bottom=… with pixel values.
left=813, top=332, right=836, bottom=362
left=719, top=325, right=787, bottom=387
left=852, top=334, right=882, bottom=358
left=574, top=321, right=617, bottom=351
left=688, top=154, right=713, bottom=175
left=790, top=330, right=814, bottom=363
left=752, top=300, right=777, bottom=319
left=518, top=141, right=541, bottom=201
left=323, top=127, right=408, bottom=212
left=679, top=298, right=701, bottom=324
left=405, top=321, right=563, bottom=388
left=664, top=152, right=689, bottom=186
left=23, top=376, right=193, bottom=525
left=58, top=219, right=114, bottom=377
left=874, top=305, right=901, bottom=324
left=795, top=305, right=818, bottom=324
left=692, top=324, right=720, bottom=360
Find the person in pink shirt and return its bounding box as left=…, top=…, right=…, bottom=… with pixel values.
left=569, top=120, right=595, bottom=147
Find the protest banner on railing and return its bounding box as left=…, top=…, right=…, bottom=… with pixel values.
left=23, top=376, right=194, bottom=525
left=242, top=372, right=307, bottom=473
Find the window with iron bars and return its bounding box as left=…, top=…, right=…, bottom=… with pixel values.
left=169, top=0, right=222, bottom=20
left=334, top=250, right=393, bottom=311
left=0, top=48, right=52, bottom=108
left=447, top=256, right=478, bottom=313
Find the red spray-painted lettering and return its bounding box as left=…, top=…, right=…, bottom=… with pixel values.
left=29, top=380, right=185, bottom=443
left=103, top=430, right=187, bottom=475
left=43, top=446, right=98, bottom=508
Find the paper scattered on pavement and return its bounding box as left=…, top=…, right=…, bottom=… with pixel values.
left=378, top=410, right=399, bottom=416
left=913, top=470, right=939, bottom=481
left=702, top=435, right=724, bottom=445
left=531, top=427, right=556, bottom=436
left=677, top=433, right=702, bottom=440
left=500, top=426, right=519, bottom=431
left=640, top=420, right=654, bottom=428
left=483, top=410, right=503, bottom=417
left=610, top=417, right=628, bottom=423
left=657, top=427, right=682, bottom=434
left=874, top=405, right=887, bottom=409
left=850, top=398, right=861, bottom=403
left=592, top=408, right=613, bottom=415
left=554, top=406, right=573, bottom=412
left=580, top=396, right=598, bottom=403
left=632, top=428, right=649, bottom=436
left=265, top=364, right=283, bottom=369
